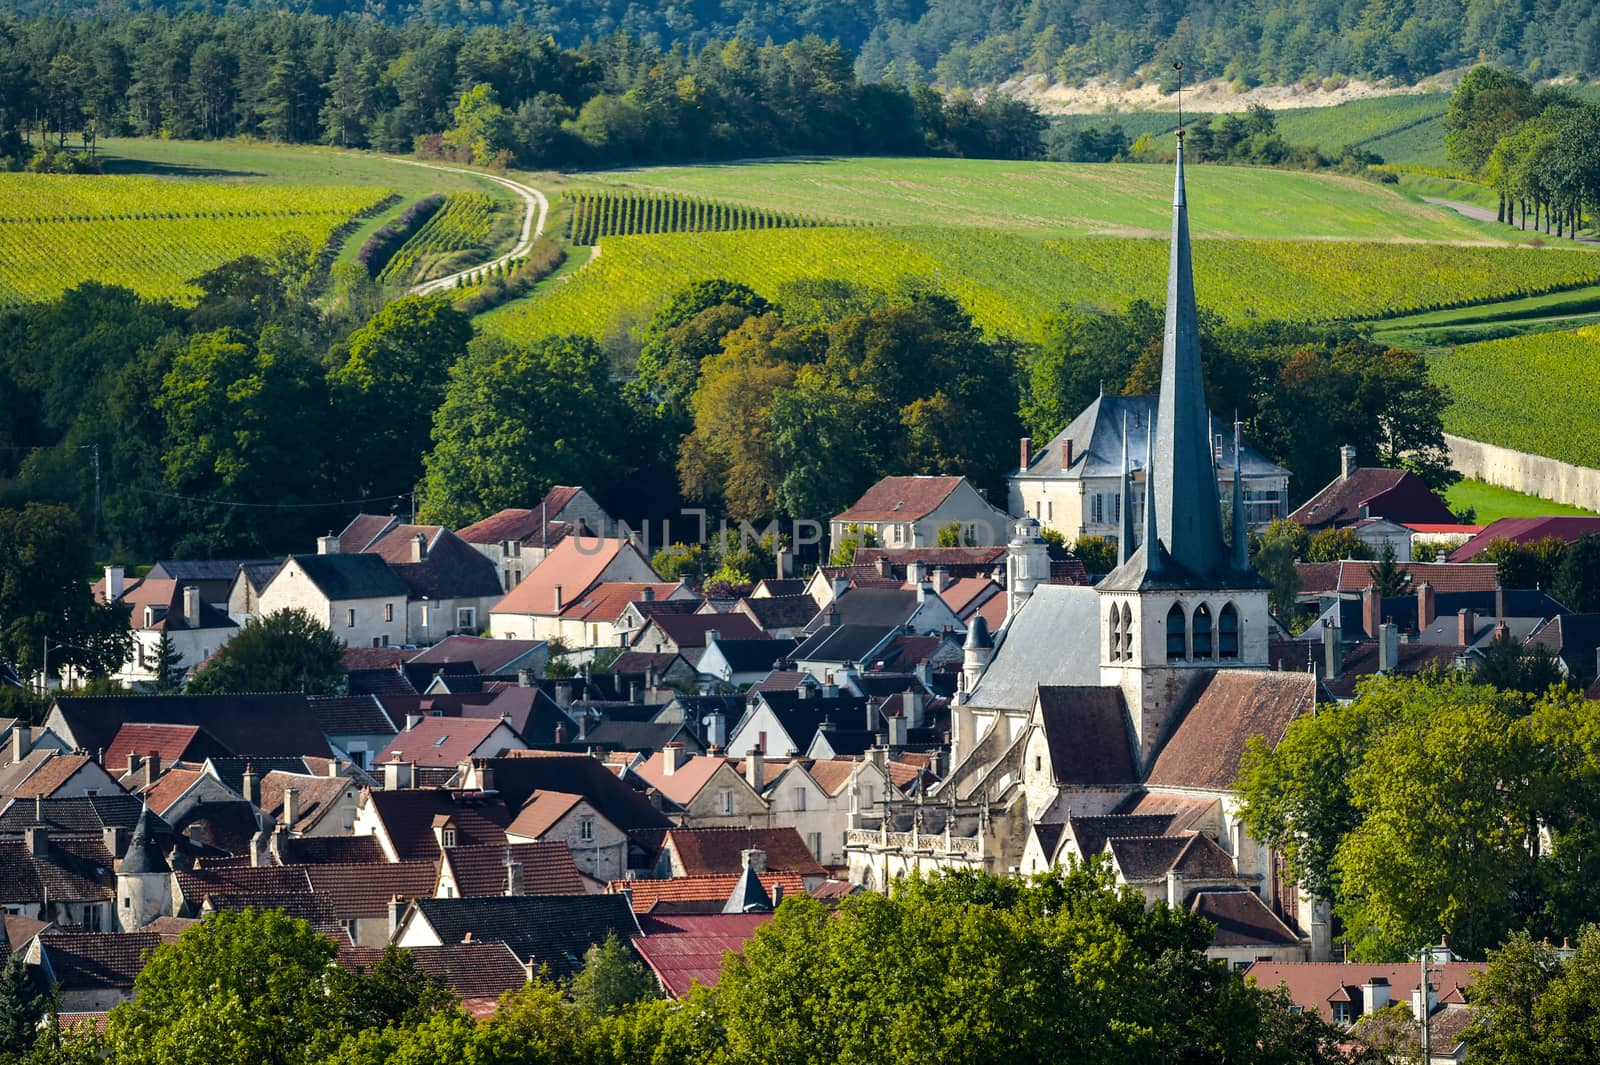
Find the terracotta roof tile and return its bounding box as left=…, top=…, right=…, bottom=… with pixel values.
left=0, top=753, right=97, bottom=799
left=375, top=717, right=517, bottom=768
left=141, top=767, right=206, bottom=815
left=38, top=931, right=162, bottom=989
left=1244, top=961, right=1485, bottom=1024
left=1145, top=672, right=1316, bottom=792
left=104, top=724, right=219, bottom=775
left=304, top=862, right=439, bottom=915
left=340, top=941, right=528, bottom=999
left=1191, top=889, right=1302, bottom=947
left=834, top=476, right=964, bottom=522
left=363, top=790, right=511, bottom=861
left=606, top=874, right=806, bottom=913
left=631, top=753, right=731, bottom=807
left=443, top=841, right=585, bottom=897
left=1451, top=517, right=1600, bottom=562
left=1291, top=467, right=1455, bottom=530
left=1106, top=832, right=1236, bottom=882
left=561, top=583, right=686, bottom=623
left=664, top=826, right=826, bottom=878
left=278, top=835, right=389, bottom=865
left=490, top=537, right=639, bottom=617
left=257, top=772, right=352, bottom=831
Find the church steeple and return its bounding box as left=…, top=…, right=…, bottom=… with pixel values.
left=1152, top=132, right=1229, bottom=581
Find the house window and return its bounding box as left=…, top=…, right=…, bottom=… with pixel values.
left=793, top=787, right=806, bottom=812
left=457, top=607, right=475, bottom=630
left=1331, top=1002, right=1350, bottom=1025
left=507, top=540, right=522, bottom=558
left=341, top=918, right=358, bottom=940
left=580, top=818, right=594, bottom=841
left=122, top=896, right=130, bottom=909
left=718, top=788, right=734, bottom=814
left=441, top=828, right=457, bottom=847
left=384, top=603, right=394, bottom=622
left=1046, top=499, right=1054, bottom=522
left=1091, top=493, right=1104, bottom=524
left=807, top=831, right=822, bottom=858
left=347, top=608, right=356, bottom=628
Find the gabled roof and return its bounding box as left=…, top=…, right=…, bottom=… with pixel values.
left=284, top=553, right=409, bottom=601
left=339, top=941, right=528, bottom=1001
left=408, top=895, right=640, bottom=978
left=632, top=753, right=733, bottom=807
left=641, top=612, right=767, bottom=649
left=1061, top=814, right=1186, bottom=864
left=0, top=794, right=155, bottom=836
left=337, top=514, right=400, bottom=553
left=458, top=488, right=595, bottom=545
left=751, top=579, right=808, bottom=597
left=834, top=476, right=965, bottom=523
left=278, top=835, right=388, bottom=865
left=736, top=595, right=821, bottom=631
left=722, top=861, right=773, bottom=913
left=1144, top=671, right=1315, bottom=792
left=1106, top=831, right=1235, bottom=882
left=1035, top=687, right=1138, bottom=788
left=257, top=772, right=351, bottom=832
left=607, top=873, right=807, bottom=913
left=99, top=577, right=236, bottom=633
left=375, top=717, right=518, bottom=768
left=443, top=841, right=585, bottom=897
left=482, top=754, right=672, bottom=833
left=583, top=720, right=693, bottom=753
left=1191, top=889, right=1302, bottom=947
left=302, top=862, right=438, bottom=916
left=410, top=638, right=547, bottom=676
left=790, top=624, right=896, bottom=667
left=378, top=528, right=503, bottom=600
left=802, top=588, right=922, bottom=633
left=51, top=695, right=332, bottom=762
left=708, top=638, right=798, bottom=674
left=105, top=723, right=227, bottom=773
left=38, top=932, right=163, bottom=990
left=1291, top=465, right=1455, bottom=530
left=561, top=583, right=685, bottom=623
left=1294, top=560, right=1500, bottom=597
left=0, top=837, right=116, bottom=903
left=490, top=537, right=645, bottom=617
left=663, top=826, right=826, bottom=877
left=149, top=559, right=276, bottom=583
left=1450, top=516, right=1600, bottom=562
left=0, top=753, right=101, bottom=800
left=1243, top=961, right=1486, bottom=1024
left=631, top=913, right=772, bottom=998
left=506, top=790, right=587, bottom=840
left=362, top=790, right=511, bottom=861
left=307, top=695, right=396, bottom=737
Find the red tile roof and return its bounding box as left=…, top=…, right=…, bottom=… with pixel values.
left=560, top=583, right=685, bottom=623
left=375, top=717, right=518, bottom=768
left=1405, top=523, right=1483, bottom=535
left=303, top=862, right=439, bottom=915
left=1243, top=961, right=1485, bottom=1024
left=443, top=842, right=585, bottom=897
left=38, top=931, right=164, bottom=990
left=1191, top=889, right=1302, bottom=947
left=1450, top=516, right=1600, bottom=562
left=637, top=612, right=767, bottom=649
left=257, top=772, right=352, bottom=831
left=607, top=874, right=806, bottom=913
left=1, top=753, right=97, bottom=799
left=341, top=942, right=528, bottom=999
left=631, top=753, right=732, bottom=807
left=409, top=637, right=546, bottom=675
left=834, top=476, right=963, bottom=522
left=363, top=790, right=511, bottom=861
left=104, top=724, right=213, bottom=775
left=504, top=790, right=586, bottom=840
left=490, top=537, right=642, bottom=617
left=1145, top=671, right=1316, bottom=792
left=1295, top=560, right=1500, bottom=596
left=631, top=913, right=772, bottom=998
left=1290, top=467, right=1455, bottom=530
left=140, top=767, right=206, bottom=815
left=664, top=827, right=826, bottom=878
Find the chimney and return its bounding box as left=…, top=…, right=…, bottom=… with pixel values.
left=1322, top=622, right=1342, bottom=679
left=1361, top=977, right=1390, bottom=1017
left=410, top=533, right=426, bottom=563
left=1417, top=582, right=1436, bottom=628
left=1379, top=623, right=1399, bottom=674
left=388, top=896, right=405, bottom=938
left=887, top=713, right=907, bottom=747
left=576, top=709, right=588, bottom=742
left=1166, top=869, right=1184, bottom=907
left=830, top=576, right=849, bottom=601
left=518, top=668, right=532, bottom=688
left=1340, top=445, right=1357, bottom=480
left=553, top=585, right=563, bottom=612
left=641, top=586, right=655, bottom=602
left=1457, top=608, right=1476, bottom=647
left=25, top=824, right=47, bottom=857
left=745, top=747, right=763, bottom=791
left=505, top=860, right=525, bottom=897
left=241, top=763, right=258, bottom=806
left=11, top=725, right=31, bottom=764
left=102, top=824, right=128, bottom=858
left=630, top=681, right=641, bottom=705
left=907, top=560, right=927, bottom=585
left=875, top=557, right=892, bottom=577
left=405, top=713, right=423, bottom=730
left=902, top=690, right=925, bottom=729
left=1019, top=436, right=1032, bottom=471
left=282, top=786, right=299, bottom=830
left=662, top=742, right=682, bottom=776
left=776, top=547, right=793, bottom=578
left=741, top=848, right=766, bottom=874
left=179, top=585, right=201, bottom=627
left=144, top=752, right=161, bottom=789
left=317, top=534, right=340, bottom=555
left=705, top=711, right=727, bottom=749
left=554, top=722, right=568, bottom=744
left=249, top=828, right=269, bottom=867
left=1061, top=439, right=1073, bottom=469
left=1362, top=585, right=1381, bottom=639
left=555, top=681, right=573, bottom=709
left=477, top=762, right=494, bottom=793
left=104, top=565, right=125, bottom=602
left=824, top=605, right=840, bottom=629
left=931, top=568, right=951, bottom=593
left=1495, top=586, right=1505, bottom=621
left=705, top=629, right=720, bottom=647
left=383, top=759, right=413, bottom=791
left=771, top=882, right=783, bottom=907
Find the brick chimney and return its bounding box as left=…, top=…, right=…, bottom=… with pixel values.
left=1061, top=439, right=1073, bottom=469
left=1019, top=437, right=1032, bottom=471
left=1458, top=608, right=1476, bottom=647
left=662, top=742, right=682, bottom=776
left=1340, top=445, right=1357, bottom=480
left=1362, top=585, right=1381, bottom=639
left=1417, top=582, right=1436, bottom=629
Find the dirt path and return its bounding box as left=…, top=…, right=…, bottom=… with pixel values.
left=378, top=158, right=549, bottom=295
left=1422, top=195, right=1598, bottom=245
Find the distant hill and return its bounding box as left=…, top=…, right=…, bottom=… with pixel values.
left=8, top=0, right=1597, bottom=87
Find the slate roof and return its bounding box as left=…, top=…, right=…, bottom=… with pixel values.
left=607, top=651, right=689, bottom=677
left=380, top=529, right=503, bottom=600
left=149, top=559, right=276, bottom=583
left=790, top=624, right=896, bottom=666
left=584, top=721, right=692, bottom=753
left=1145, top=671, right=1315, bottom=792
left=804, top=588, right=925, bottom=633
left=607, top=874, right=807, bottom=914
left=409, top=895, right=641, bottom=979
left=204, top=756, right=316, bottom=797
left=1191, top=889, right=1302, bottom=947
left=443, top=841, right=585, bottom=897
left=966, top=585, right=1102, bottom=712
left=853, top=546, right=1007, bottom=574
left=363, top=790, right=511, bottom=861
left=0, top=838, right=115, bottom=903
left=0, top=794, right=151, bottom=836
left=834, top=476, right=965, bottom=522
left=632, top=913, right=771, bottom=998
left=709, top=638, right=798, bottom=674
left=307, top=695, right=396, bottom=737
left=464, top=688, right=576, bottom=747
left=1035, top=687, right=1138, bottom=788
left=736, top=595, right=822, bottom=632
left=1450, top=517, right=1600, bottom=562
left=749, top=692, right=874, bottom=756
left=1107, top=832, right=1236, bottom=882
left=1291, top=466, right=1455, bottom=530
left=478, top=755, right=672, bottom=833
left=664, top=826, right=826, bottom=878
left=375, top=717, right=518, bottom=768
left=751, top=579, right=808, bottom=597
left=50, top=695, right=332, bottom=762
left=287, top=553, right=409, bottom=601
left=410, top=638, right=547, bottom=676
left=38, top=932, right=163, bottom=990
left=340, top=942, right=528, bottom=1000
left=1058, top=814, right=1184, bottom=865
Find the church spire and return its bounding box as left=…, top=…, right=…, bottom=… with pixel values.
left=1151, top=131, right=1229, bottom=580
left=1232, top=419, right=1249, bottom=570
left=1119, top=412, right=1135, bottom=565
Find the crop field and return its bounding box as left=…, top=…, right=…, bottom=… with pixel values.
left=378, top=192, right=498, bottom=286
left=1429, top=326, right=1600, bottom=469
left=480, top=225, right=1600, bottom=344
left=1365, top=283, right=1600, bottom=348
left=0, top=173, right=390, bottom=306
left=565, top=189, right=825, bottom=243
left=1446, top=479, right=1595, bottom=522
left=570, top=158, right=1506, bottom=241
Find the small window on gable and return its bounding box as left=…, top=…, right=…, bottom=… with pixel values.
left=580, top=818, right=594, bottom=841
left=347, top=609, right=356, bottom=628
left=384, top=603, right=394, bottom=623
left=441, top=828, right=457, bottom=848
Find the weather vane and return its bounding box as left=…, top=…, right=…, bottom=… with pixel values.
left=1174, top=60, right=1185, bottom=141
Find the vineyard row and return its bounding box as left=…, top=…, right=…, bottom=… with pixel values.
left=565, top=189, right=828, bottom=244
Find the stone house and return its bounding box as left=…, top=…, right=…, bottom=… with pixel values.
left=831, top=475, right=1013, bottom=554
left=487, top=536, right=661, bottom=643
left=502, top=791, right=630, bottom=883
left=255, top=541, right=410, bottom=649
left=630, top=745, right=768, bottom=827
left=457, top=487, right=617, bottom=591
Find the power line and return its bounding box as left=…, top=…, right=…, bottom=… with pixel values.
left=126, top=485, right=415, bottom=511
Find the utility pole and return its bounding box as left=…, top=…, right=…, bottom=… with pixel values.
left=1419, top=944, right=1431, bottom=1060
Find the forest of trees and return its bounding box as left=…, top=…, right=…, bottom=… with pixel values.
left=6, top=0, right=1600, bottom=96
left=0, top=16, right=1047, bottom=170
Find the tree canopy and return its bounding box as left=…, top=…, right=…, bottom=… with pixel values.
left=185, top=608, right=345, bottom=695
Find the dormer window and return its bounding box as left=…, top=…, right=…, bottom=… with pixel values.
left=442, top=828, right=456, bottom=848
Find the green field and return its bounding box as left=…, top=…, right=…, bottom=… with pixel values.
left=1446, top=479, right=1596, bottom=522
left=1366, top=283, right=1600, bottom=348
left=481, top=224, right=1600, bottom=344
left=0, top=172, right=391, bottom=306
left=1430, top=325, right=1600, bottom=469
left=378, top=192, right=512, bottom=286
left=569, top=158, right=1507, bottom=242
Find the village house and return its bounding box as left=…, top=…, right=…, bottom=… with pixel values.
left=502, top=789, right=631, bottom=883
left=655, top=827, right=828, bottom=890
left=627, top=612, right=769, bottom=666
left=1290, top=446, right=1457, bottom=542
left=94, top=567, right=237, bottom=687
left=434, top=840, right=586, bottom=899
left=374, top=716, right=527, bottom=769
left=340, top=521, right=503, bottom=643
left=697, top=636, right=799, bottom=689
left=631, top=744, right=768, bottom=827
left=1010, top=395, right=1289, bottom=545
left=254, top=541, right=410, bottom=649
left=830, top=475, right=1013, bottom=555
left=487, top=536, right=661, bottom=643
left=457, top=487, right=617, bottom=590
left=393, top=894, right=641, bottom=980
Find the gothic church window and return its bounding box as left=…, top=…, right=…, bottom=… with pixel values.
left=1166, top=604, right=1187, bottom=661
left=1193, top=604, right=1213, bottom=659
left=1219, top=603, right=1240, bottom=659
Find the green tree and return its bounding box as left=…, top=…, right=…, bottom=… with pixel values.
left=569, top=934, right=658, bottom=1020
left=1251, top=519, right=1307, bottom=620
left=651, top=543, right=705, bottom=583
left=1305, top=527, right=1371, bottom=563
left=148, top=631, right=185, bottom=693
left=1481, top=536, right=1567, bottom=590
left=444, top=82, right=512, bottom=165
left=1365, top=540, right=1407, bottom=598
left=106, top=908, right=341, bottom=1065
left=935, top=521, right=968, bottom=547
left=419, top=335, right=630, bottom=527
left=1473, top=634, right=1567, bottom=697
left=185, top=608, right=344, bottom=695
left=1021, top=302, right=1159, bottom=441
left=326, top=944, right=454, bottom=1034
left=1446, top=66, right=1538, bottom=176
left=829, top=522, right=877, bottom=566
left=0, top=951, right=47, bottom=1058
left=1552, top=533, right=1600, bottom=615
left=1069, top=535, right=1117, bottom=574
left=630, top=280, right=771, bottom=419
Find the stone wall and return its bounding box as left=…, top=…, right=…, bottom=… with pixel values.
left=1446, top=434, right=1600, bottom=512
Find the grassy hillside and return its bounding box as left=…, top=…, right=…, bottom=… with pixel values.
left=567, top=158, right=1505, bottom=242
left=1447, top=479, right=1596, bottom=522
left=0, top=172, right=391, bottom=306
left=1429, top=326, right=1600, bottom=469
left=480, top=225, right=1600, bottom=345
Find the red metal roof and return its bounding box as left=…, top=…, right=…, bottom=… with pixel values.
left=631, top=913, right=772, bottom=998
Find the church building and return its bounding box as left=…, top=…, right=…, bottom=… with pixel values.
left=845, top=135, right=1327, bottom=965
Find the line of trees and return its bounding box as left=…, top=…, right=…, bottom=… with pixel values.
left=1447, top=66, right=1600, bottom=239
left=0, top=15, right=1047, bottom=171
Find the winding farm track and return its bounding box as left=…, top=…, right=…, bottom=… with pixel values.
left=1422, top=195, right=1598, bottom=246
left=379, top=158, right=549, bottom=295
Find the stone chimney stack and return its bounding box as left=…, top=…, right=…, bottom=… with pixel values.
left=505, top=860, right=525, bottom=897
left=887, top=712, right=907, bottom=747
left=104, top=565, right=125, bottom=602
left=1378, top=623, right=1399, bottom=674
left=317, top=535, right=340, bottom=555
left=144, top=753, right=160, bottom=789
left=1340, top=445, right=1358, bottom=481
left=282, top=787, right=299, bottom=830
left=741, top=848, right=767, bottom=874
left=745, top=747, right=763, bottom=791
left=388, top=896, right=405, bottom=938
left=1322, top=622, right=1342, bottom=679
left=411, top=533, right=426, bottom=563
left=641, top=586, right=655, bottom=602
left=662, top=742, right=682, bottom=776
left=1458, top=608, right=1476, bottom=647
left=552, top=585, right=563, bottom=612
left=906, top=560, right=927, bottom=585
left=1362, top=585, right=1381, bottom=639
left=10, top=726, right=31, bottom=764
left=1361, top=977, right=1390, bottom=1017
left=901, top=690, right=924, bottom=729
left=1417, top=582, right=1436, bottom=629
left=242, top=764, right=258, bottom=806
